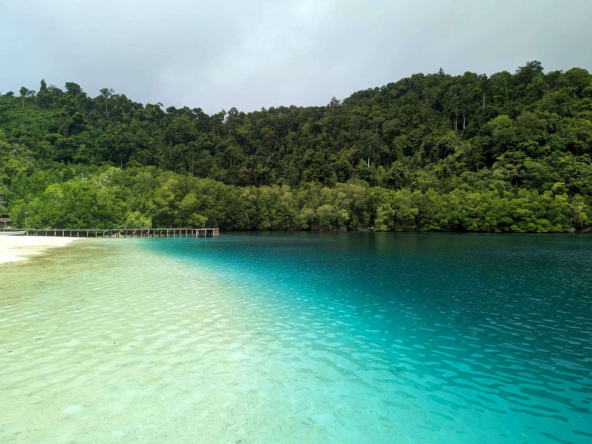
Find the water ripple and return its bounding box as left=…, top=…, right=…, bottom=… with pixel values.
left=1, top=234, right=591, bottom=443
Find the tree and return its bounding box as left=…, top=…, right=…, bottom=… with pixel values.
left=19, top=87, right=28, bottom=108
left=19, top=87, right=34, bottom=108
left=37, top=79, right=51, bottom=108
left=99, top=88, right=115, bottom=116
left=65, top=82, right=83, bottom=96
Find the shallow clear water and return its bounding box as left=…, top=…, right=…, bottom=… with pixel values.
left=1, top=233, right=591, bottom=443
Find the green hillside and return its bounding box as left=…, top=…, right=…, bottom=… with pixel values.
left=1, top=61, right=591, bottom=232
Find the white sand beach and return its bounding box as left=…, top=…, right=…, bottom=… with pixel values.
left=0, top=236, right=82, bottom=264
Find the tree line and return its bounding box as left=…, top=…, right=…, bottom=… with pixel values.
left=1, top=61, right=591, bottom=232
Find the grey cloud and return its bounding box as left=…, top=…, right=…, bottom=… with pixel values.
left=1, top=0, right=591, bottom=114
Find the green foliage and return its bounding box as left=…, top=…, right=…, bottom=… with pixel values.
left=2, top=165, right=585, bottom=233
left=1, top=62, right=591, bottom=232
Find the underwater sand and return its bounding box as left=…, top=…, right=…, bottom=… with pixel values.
left=1, top=233, right=591, bottom=443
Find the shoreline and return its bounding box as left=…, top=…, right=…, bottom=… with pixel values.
left=0, top=236, right=83, bottom=264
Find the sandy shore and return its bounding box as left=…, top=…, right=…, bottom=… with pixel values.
left=0, top=236, right=82, bottom=264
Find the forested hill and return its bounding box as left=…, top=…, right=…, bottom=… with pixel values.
left=1, top=61, right=592, bottom=232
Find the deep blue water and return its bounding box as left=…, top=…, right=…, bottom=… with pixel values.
left=145, top=232, right=592, bottom=444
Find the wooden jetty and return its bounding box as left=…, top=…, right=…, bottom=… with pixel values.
left=18, top=228, right=219, bottom=238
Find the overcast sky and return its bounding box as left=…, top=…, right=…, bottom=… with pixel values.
left=1, top=0, right=591, bottom=114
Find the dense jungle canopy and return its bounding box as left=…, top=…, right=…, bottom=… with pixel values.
left=1, top=61, right=591, bottom=232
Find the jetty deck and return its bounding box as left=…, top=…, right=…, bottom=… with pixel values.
left=16, top=228, right=219, bottom=238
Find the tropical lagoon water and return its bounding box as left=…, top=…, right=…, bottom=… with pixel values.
left=1, top=233, right=591, bottom=443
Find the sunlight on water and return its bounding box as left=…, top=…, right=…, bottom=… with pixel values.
left=1, top=233, right=591, bottom=443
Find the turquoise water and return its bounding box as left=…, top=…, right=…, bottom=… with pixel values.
left=1, top=233, right=591, bottom=443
